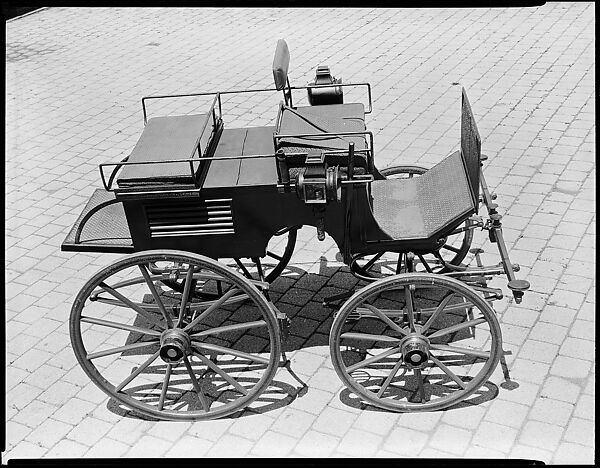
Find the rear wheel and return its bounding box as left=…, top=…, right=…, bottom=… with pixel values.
left=228, top=226, right=299, bottom=283
left=70, top=250, right=281, bottom=421
left=160, top=226, right=298, bottom=297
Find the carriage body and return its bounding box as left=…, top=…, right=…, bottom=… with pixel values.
left=61, top=91, right=372, bottom=260
left=60, top=93, right=469, bottom=266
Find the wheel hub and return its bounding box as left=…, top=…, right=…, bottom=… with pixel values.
left=401, top=334, right=430, bottom=367
left=160, top=328, right=191, bottom=364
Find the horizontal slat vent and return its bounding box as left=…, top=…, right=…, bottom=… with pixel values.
left=146, top=199, right=234, bottom=237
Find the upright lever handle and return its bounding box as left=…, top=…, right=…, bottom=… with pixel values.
left=276, top=149, right=291, bottom=191
left=347, top=142, right=355, bottom=180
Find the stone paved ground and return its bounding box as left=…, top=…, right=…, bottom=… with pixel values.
left=5, top=4, right=595, bottom=463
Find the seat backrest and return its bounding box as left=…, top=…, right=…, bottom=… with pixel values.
left=273, top=39, right=290, bottom=91
left=460, top=87, right=481, bottom=209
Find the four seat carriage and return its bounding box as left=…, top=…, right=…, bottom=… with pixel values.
left=61, top=39, right=530, bottom=420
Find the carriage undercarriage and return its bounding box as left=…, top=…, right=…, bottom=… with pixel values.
left=61, top=40, right=529, bottom=420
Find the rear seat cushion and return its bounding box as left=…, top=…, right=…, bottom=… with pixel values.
left=117, top=113, right=210, bottom=187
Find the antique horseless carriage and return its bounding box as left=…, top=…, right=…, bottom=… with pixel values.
left=62, top=40, right=529, bottom=420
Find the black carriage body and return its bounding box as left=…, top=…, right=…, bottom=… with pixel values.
left=61, top=86, right=481, bottom=265
left=114, top=154, right=379, bottom=261
left=61, top=32, right=487, bottom=271
left=119, top=183, right=286, bottom=260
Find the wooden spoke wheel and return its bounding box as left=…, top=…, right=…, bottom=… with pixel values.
left=349, top=166, right=473, bottom=281
left=330, top=273, right=502, bottom=412
left=70, top=250, right=281, bottom=421
left=227, top=226, right=299, bottom=283
left=156, top=227, right=298, bottom=299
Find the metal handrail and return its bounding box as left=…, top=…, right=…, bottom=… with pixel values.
left=99, top=152, right=310, bottom=192
left=141, top=81, right=373, bottom=123
left=142, top=92, right=222, bottom=126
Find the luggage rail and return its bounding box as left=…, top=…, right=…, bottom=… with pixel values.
left=141, top=82, right=372, bottom=124
left=99, top=152, right=309, bottom=193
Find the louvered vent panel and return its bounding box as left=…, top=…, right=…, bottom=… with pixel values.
left=146, top=199, right=234, bottom=237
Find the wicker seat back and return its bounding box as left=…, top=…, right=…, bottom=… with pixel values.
left=460, top=88, right=482, bottom=211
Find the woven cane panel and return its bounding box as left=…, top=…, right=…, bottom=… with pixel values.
left=371, top=151, right=474, bottom=241
left=417, top=151, right=475, bottom=234
left=461, top=89, right=481, bottom=207
left=63, top=189, right=132, bottom=248
left=371, top=178, right=426, bottom=239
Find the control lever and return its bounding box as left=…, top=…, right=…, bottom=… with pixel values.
left=316, top=217, right=326, bottom=241
left=276, top=149, right=291, bottom=193
left=312, top=207, right=326, bottom=241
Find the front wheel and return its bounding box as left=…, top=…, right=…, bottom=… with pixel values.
left=329, top=273, right=502, bottom=412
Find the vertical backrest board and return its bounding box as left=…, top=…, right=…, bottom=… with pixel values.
left=460, top=87, right=481, bottom=210
left=273, top=39, right=290, bottom=90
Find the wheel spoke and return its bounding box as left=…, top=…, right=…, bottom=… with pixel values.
left=442, top=244, right=461, bottom=254
left=191, top=351, right=249, bottom=395
left=363, top=304, right=408, bottom=337
left=420, top=293, right=455, bottom=334
left=91, top=276, right=153, bottom=297
left=376, top=359, right=404, bottom=397
left=98, top=282, right=164, bottom=329
left=340, top=332, right=401, bottom=343
left=176, top=266, right=196, bottom=327
left=430, top=344, right=490, bottom=360
left=427, top=317, right=487, bottom=339
left=86, top=339, right=159, bottom=360
left=395, top=253, right=403, bottom=274
left=362, top=252, right=385, bottom=271
left=138, top=265, right=173, bottom=328
left=115, top=350, right=160, bottom=392
left=346, top=346, right=401, bottom=373
left=404, top=286, right=416, bottom=332
left=433, top=251, right=447, bottom=267
left=416, top=254, right=434, bottom=273
left=80, top=315, right=162, bottom=337
left=414, top=368, right=427, bottom=403
left=192, top=341, right=271, bottom=366
left=158, top=363, right=173, bottom=411
left=234, top=259, right=253, bottom=279
left=266, top=250, right=283, bottom=261
left=183, top=355, right=210, bottom=412
left=429, top=353, right=467, bottom=389
left=190, top=320, right=267, bottom=338
left=183, top=288, right=240, bottom=332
